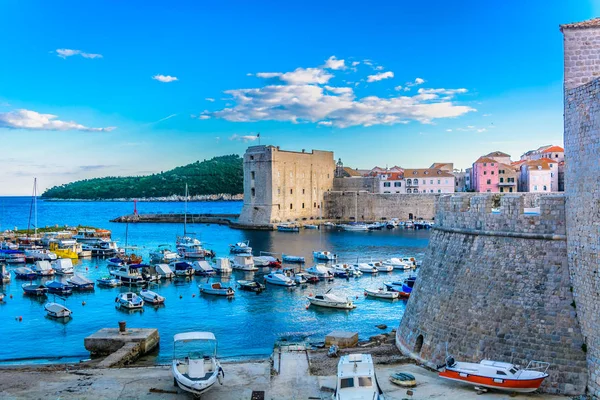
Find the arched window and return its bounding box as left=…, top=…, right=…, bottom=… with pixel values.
left=407, top=179, right=412, bottom=185
left=414, top=334, right=424, bottom=354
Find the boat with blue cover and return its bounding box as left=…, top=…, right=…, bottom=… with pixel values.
left=46, top=281, right=74, bottom=295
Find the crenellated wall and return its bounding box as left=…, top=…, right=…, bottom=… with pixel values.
left=397, top=194, right=588, bottom=395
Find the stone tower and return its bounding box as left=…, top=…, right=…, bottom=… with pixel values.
left=561, top=18, right=600, bottom=397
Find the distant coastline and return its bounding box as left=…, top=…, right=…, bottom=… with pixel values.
left=43, top=193, right=243, bottom=202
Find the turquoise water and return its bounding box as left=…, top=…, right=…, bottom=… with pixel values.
left=0, top=197, right=429, bottom=364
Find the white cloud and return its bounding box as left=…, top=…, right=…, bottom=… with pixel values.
left=198, top=115, right=211, bottom=120
left=351, top=61, right=360, bottom=67
left=229, top=134, right=259, bottom=142
left=256, top=67, right=333, bottom=84
left=418, top=88, right=468, bottom=95
left=414, top=78, right=425, bottom=85
left=152, top=74, right=178, bottom=83
left=0, top=109, right=115, bottom=132
left=394, top=86, right=403, bottom=91
left=446, top=129, right=453, bottom=132
left=205, top=98, right=215, bottom=102
left=483, top=113, right=492, bottom=117
left=324, top=86, right=354, bottom=96
left=318, top=121, right=333, bottom=126
left=375, top=66, right=384, bottom=71
left=367, top=71, right=394, bottom=82
left=477, top=128, right=487, bottom=133
left=56, top=49, right=102, bottom=59
left=324, top=56, right=345, bottom=70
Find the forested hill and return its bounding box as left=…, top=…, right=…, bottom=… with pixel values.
left=42, top=155, right=244, bottom=199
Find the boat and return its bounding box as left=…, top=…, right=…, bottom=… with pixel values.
left=116, top=292, right=144, bottom=309
left=72, top=228, right=112, bottom=243
left=0, top=250, right=25, bottom=264
left=140, top=288, right=165, bottom=305
left=109, top=264, right=146, bottom=285
left=307, top=292, right=356, bottom=309
left=0, top=241, right=18, bottom=250
left=32, top=260, right=55, bottom=276
left=213, top=258, right=232, bottom=273
left=277, top=223, right=300, bottom=232
left=313, top=251, right=337, bottom=261
left=150, top=244, right=181, bottom=263
left=306, top=264, right=334, bottom=280
left=108, top=253, right=142, bottom=267
left=155, top=264, right=175, bottom=280
left=229, top=241, right=252, bottom=254
left=44, top=302, right=72, bottom=319
left=49, top=241, right=78, bottom=259
left=22, top=283, right=47, bottom=296
left=253, top=255, right=281, bottom=268
left=355, top=263, right=378, bottom=274
left=139, top=264, right=160, bottom=282
left=1, top=264, right=10, bottom=283
left=25, top=247, right=58, bottom=261
left=382, top=280, right=411, bottom=297
left=364, top=287, right=400, bottom=299
left=96, top=277, right=121, bottom=288
left=237, top=280, right=266, bottom=293
left=402, top=277, right=416, bottom=294
left=304, top=224, right=319, bottom=229
left=369, top=261, right=393, bottom=272
left=81, top=241, right=118, bottom=257
left=296, top=272, right=319, bottom=283
left=264, top=271, right=296, bottom=287
left=52, top=258, right=75, bottom=275
left=333, top=353, right=384, bottom=399
left=192, top=260, right=215, bottom=276
left=323, top=222, right=335, bottom=227
left=230, top=254, right=257, bottom=271
left=14, top=266, right=37, bottom=279
left=46, top=280, right=74, bottom=295
left=383, top=258, right=413, bottom=270
left=199, top=281, right=235, bottom=296
left=169, top=261, right=194, bottom=277
left=339, top=223, right=369, bottom=232
left=282, top=254, right=305, bottom=264
left=367, top=222, right=385, bottom=230
left=172, top=332, right=224, bottom=397
left=438, top=357, right=550, bottom=393
left=67, top=274, right=95, bottom=290
left=333, top=264, right=361, bottom=278
left=177, top=239, right=210, bottom=259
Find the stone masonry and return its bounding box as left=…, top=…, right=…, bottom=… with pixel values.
left=562, top=18, right=600, bottom=90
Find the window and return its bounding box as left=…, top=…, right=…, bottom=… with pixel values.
left=278, top=188, right=281, bottom=195
left=491, top=171, right=494, bottom=175
left=250, top=155, right=254, bottom=161
left=314, top=202, right=317, bottom=208
left=394, top=182, right=401, bottom=187
left=422, top=179, right=425, bottom=184
left=384, top=182, right=391, bottom=187
left=414, top=189, right=419, bottom=193
left=483, top=163, right=487, bottom=166
left=290, top=203, right=293, bottom=209
left=407, top=189, right=412, bottom=193
left=302, top=203, right=305, bottom=208
left=407, top=179, right=412, bottom=185
left=358, top=377, right=373, bottom=387
left=500, top=178, right=504, bottom=183
left=430, top=190, right=433, bottom=193
left=445, top=180, right=448, bottom=184
left=302, top=188, right=305, bottom=194
left=543, top=185, right=547, bottom=191
left=290, top=189, right=293, bottom=194
left=277, top=171, right=280, bottom=178
left=534, top=185, right=538, bottom=191
left=500, top=187, right=504, bottom=193
left=438, top=189, right=441, bottom=193
left=509, top=188, right=513, bottom=192
left=487, top=179, right=491, bottom=184
left=251, top=171, right=255, bottom=180
left=491, top=163, right=495, bottom=166
left=486, top=189, right=491, bottom=192
left=340, top=378, right=354, bottom=389
left=484, top=171, right=487, bottom=175
left=327, top=174, right=330, bottom=178
left=251, top=188, right=255, bottom=196
left=497, top=371, right=507, bottom=376
left=437, top=180, right=440, bottom=184
left=430, top=180, right=433, bottom=184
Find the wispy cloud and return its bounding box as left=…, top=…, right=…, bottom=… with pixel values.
left=78, top=165, right=114, bottom=172
left=403, top=78, right=426, bottom=91
left=483, top=113, right=492, bottom=117
left=56, top=49, right=103, bottom=59
left=145, top=114, right=177, bottom=126
left=229, top=134, right=259, bottom=142
left=205, top=98, right=215, bottom=102
left=152, top=74, right=178, bottom=83
left=418, top=88, right=467, bottom=95
left=367, top=71, right=394, bottom=82
left=255, top=68, right=333, bottom=85
left=0, top=109, right=115, bottom=132
left=323, top=56, right=346, bottom=70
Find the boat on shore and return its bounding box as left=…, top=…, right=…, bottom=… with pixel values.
left=116, top=292, right=145, bottom=309
left=282, top=254, right=305, bottom=264
left=199, top=281, right=235, bottom=296
left=307, top=292, right=356, bottom=309
left=333, top=353, right=384, bottom=399
left=364, top=287, right=400, bottom=299
left=140, top=288, right=165, bottom=305
left=44, top=302, right=72, bottom=319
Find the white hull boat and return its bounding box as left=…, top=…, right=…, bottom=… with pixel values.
left=306, top=264, right=334, bottom=280
left=230, top=241, right=252, bottom=254
left=383, top=258, right=412, bottom=270
left=307, top=293, right=356, bottom=309
left=369, top=261, right=393, bottom=272
left=313, top=251, right=337, bottom=261
left=150, top=245, right=181, bottom=263
left=140, top=289, right=165, bottom=305
left=231, top=254, right=258, bottom=271
left=192, top=260, right=215, bottom=276
left=109, top=265, right=146, bottom=285
left=355, top=263, right=378, bottom=274
left=25, top=248, right=57, bottom=261
left=116, top=292, right=144, bottom=309
left=155, top=264, right=174, bottom=279
left=45, top=302, right=72, bottom=319
left=170, top=261, right=194, bottom=277
left=33, top=260, right=55, bottom=276
left=67, top=274, right=95, bottom=290
left=97, top=277, right=121, bottom=288
left=364, top=287, right=400, bottom=299
left=264, top=271, right=296, bottom=287
left=52, top=258, right=75, bottom=275
left=333, top=353, right=384, bottom=399
left=282, top=254, right=305, bottom=263
left=213, top=258, right=232, bottom=273
left=199, top=282, right=235, bottom=296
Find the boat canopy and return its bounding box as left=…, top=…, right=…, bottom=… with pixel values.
left=174, top=332, right=217, bottom=342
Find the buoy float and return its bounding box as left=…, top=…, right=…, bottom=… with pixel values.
left=10, top=294, right=13, bottom=299
left=305, top=304, right=309, bottom=309
left=364, top=292, right=368, bottom=296
left=179, top=295, right=182, bottom=299
left=192, top=294, right=195, bottom=298
left=18, top=316, right=22, bottom=321
left=82, top=301, right=86, bottom=306
left=86, top=267, right=88, bottom=270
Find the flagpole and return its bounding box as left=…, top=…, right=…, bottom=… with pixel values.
left=257, top=132, right=261, bottom=145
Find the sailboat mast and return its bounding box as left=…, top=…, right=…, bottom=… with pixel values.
left=184, top=184, right=188, bottom=235
left=34, top=178, right=37, bottom=237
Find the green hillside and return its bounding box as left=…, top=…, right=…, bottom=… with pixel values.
left=42, top=155, right=243, bottom=199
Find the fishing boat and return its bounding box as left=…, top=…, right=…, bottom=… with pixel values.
left=276, top=223, right=300, bottom=232
left=0, top=250, right=25, bottom=264
left=108, top=253, right=142, bottom=268
left=230, top=254, right=257, bottom=271
left=192, top=260, right=215, bottom=276
left=116, top=292, right=144, bottom=309
left=72, top=228, right=112, bottom=243
left=109, top=264, right=146, bottom=285
left=46, top=281, right=73, bottom=295
left=81, top=241, right=118, bottom=257
left=155, top=264, right=175, bottom=279
left=52, top=258, right=75, bottom=275
left=307, top=292, right=356, bottom=309
left=1, top=264, right=10, bottom=283
left=237, top=280, right=266, bottom=293
left=367, top=222, right=386, bottom=230
left=44, top=302, right=72, bottom=319
left=32, top=260, right=55, bottom=276
left=355, top=263, right=378, bottom=274
left=67, top=274, right=95, bottom=291
left=369, top=261, right=393, bottom=272
left=229, top=241, right=252, bottom=254
left=364, top=287, right=400, bottom=299
left=14, top=266, right=37, bottom=279
left=333, top=353, right=384, bottom=399
left=291, top=271, right=307, bottom=284
left=22, top=283, right=47, bottom=296
left=140, top=288, right=165, bottom=305
left=150, top=244, right=181, bottom=263
left=49, top=241, right=78, bottom=260
left=313, top=250, right=337, bottom=261
left=264, top=271, right=296, bottom=287
left=96, top=276, right=121, bottom=288
left=213, top=258, right=232, bottom=273
left=282, top=254, right=305, bottom=263
left=383, top=258, right=412, bottom=270
left=199, top=281, right=235, bottom=296
left=438, top=357, right=550, bottom=393
left=306, top=264, right=334, bottom=280
left=172, top=332, right=224, bottom=397
left=169, top=261, right=194, bottom=277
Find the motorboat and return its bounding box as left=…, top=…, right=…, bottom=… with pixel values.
left=199, top=281, right=235, bottom=296
left=237, top=280, right=266, bottom=293
left=323, top=222, right=335, bottom=227
left=108, top=253, right=142, bottom=267
left=140, top=264, right=160, bottom=282
left=177, top=240, right=210, bottom=259
left=304, top=224, right=319, bottom=229
left=402, top=277, right=416, bottom=294
left=25, top=247, right=57, bottom=261
left=333, top=353, right=384, bottom=399
left=169, top=261, right=194, bottom=277
left=44, top=302, right=72, bottom=319
left=72, top=228, right=112, bottom=243
left=150, top=244, right=181, bottom=263
left=22, top=283, right=48, bottom=296
left=296, top=272, right=319, bottom=283
left=52, top=258, right=75, bottom=275
left=1, top=264, right=10, bottom=283
left=364, top=287, right=400, bottom=299
left=49, top=241, right=79, bottom=259
left=264, top=271, right=296, bottom=287
left=172, top=332, right=224, bottom=397
left=339, top=223, right=369, bottom=232
left=155, top=264, right=175, bottom=279
left=109, top=264, right=146, bottom=285
left=253, top=255, right=281, bottom=268
left=229, top=241, right=252, bottom=254
left=230, top=254, right=257, bottom=271
left=0, top=241, right=18, bottom=250
left=81, top=241, right=118, bottom=257
left=369, top=261, right=393, bottom=272
left=306, top=264, right=334, bottom=280
left=438, top=357, right=549, bottom=393
left=96, top=276, right=121, bottom=288
left=282, top=254, right=305, bottom=264
left=140, top=288, right=165, bottom=305
left=277, top=223, right=300, bottom=232
left=213, top=258, right=232, bottom=273
left=367, top=222, right=385, bottom=230
left=46, top=280, right=74, bottom=295
left=385, top=219, right=398, bottom=229
left=333, top=264, right=360, bottom=278
left=32, top=260, right=55, bottom=276
left=0, top=250, right=25, bottom=264
left=14, top=266, right=37, bottom=279
left=0, top=293, right=3, bottom=301
left=313, top=250, right=337, bottom=261
left=192, top=260, right=216, bottom=276
left=383, top=258, right=412, bottom=270
left=307, top=292, right=356, bottom=309
left=67, top=274, right=95, bottom=291
left=355, top=263, right=378, bottom=274
left=116, top=292, right=144, bottom=309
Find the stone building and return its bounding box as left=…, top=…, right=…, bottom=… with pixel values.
left=238, top=145, right=335, bottom=226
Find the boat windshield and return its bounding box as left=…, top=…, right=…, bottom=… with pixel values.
left=173, top=339, right=217, bottom=360
left=358, top=376, right=373, bottom=387
left=509, top=367, right=519, bottom=374
left=340, top=378, right=354, bottom=388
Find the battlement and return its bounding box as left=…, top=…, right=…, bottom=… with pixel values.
left=435, top=194, right=566, bottom=237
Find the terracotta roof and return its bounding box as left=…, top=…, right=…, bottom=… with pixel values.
left=342, top=167, right=363, bottom=177
left=523, top=158, right=557, bottom=171
left=560, top=18, right=600, bottom=31
left=380, top=172, right=404, bottom=180
left=404, top=168, right=454, bottom=178
left=498, top=162, right=519, bottom=174
left=474, top=156, right=498, bottom=164
left=541, top=145, right=564, bottom=153
left=485, top=151, right=511, bottom=158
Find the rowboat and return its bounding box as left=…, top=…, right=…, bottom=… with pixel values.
left=116, top=292, right=144, bottom=309
left=44, top=302, right=72, bottom=319
left=364, top=287, right=400, bottom=299
left=237, top=280, right=266, bottom=293
left=97, top=277, right=121, bottom=288
left=277, top=223, right=300, bottom=232
left=67, top=274, right=95, bottom=290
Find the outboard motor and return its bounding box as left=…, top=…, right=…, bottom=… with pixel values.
left=446, top=356, right=456, bottom=368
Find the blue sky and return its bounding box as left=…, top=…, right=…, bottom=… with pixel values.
left=0, top=0, right=597, bottom=195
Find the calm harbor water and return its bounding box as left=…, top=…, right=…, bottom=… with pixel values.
left=0, top=197, right=430, bottom=364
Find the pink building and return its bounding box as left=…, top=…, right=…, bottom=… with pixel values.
left=471, top=156, right=500, bottom=192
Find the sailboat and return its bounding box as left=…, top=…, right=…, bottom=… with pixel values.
left=24, top=179, right=57, bottom=262
left=176, top=184, right=210, bottom=259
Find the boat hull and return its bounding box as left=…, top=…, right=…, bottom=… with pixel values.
left=307, top=298, right=355, bottom=309
left=439, top=370, right=546, bottom=393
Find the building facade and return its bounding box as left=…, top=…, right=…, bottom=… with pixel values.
left=404, top=169, right=455, bottom=194
left=519, top=158, right=558, bottom=192
left=471, top=156, right=500, bottom=192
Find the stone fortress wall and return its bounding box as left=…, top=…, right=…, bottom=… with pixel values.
left=396, top=195, right=588, bottom=394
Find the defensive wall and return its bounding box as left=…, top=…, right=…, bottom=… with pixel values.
left=396, top=194, right=588, bottom=395
left=332, top=176, right=378, bottom=193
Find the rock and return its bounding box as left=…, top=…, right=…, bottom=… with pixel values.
left=376, top=324, right=387, bottom=330
left=370, top=334, right=387, bottom=343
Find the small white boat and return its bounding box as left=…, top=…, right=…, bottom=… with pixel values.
left=306, top=264, right=334, bottom=280
left=155, top=264, right=174, bottom=279
left=304, top=224, right=318, bottom=229
left=323, top=222, right=335, bottom=227
left=14, top=266, right=37, bottom=279
left=97, top=277, right=121, bottom=288
left=116, top=292, right=144, bottom=309
left=32, top=260, right=55, bottom=276
left=339, top=223, right=369, bottom=231
left=277, top=223, right=300, bottom=232
left=109, top=264, right=146, bottom=285
left=67, top=274, right=95, bottom=290
left=213, top=258, right=232, bottom=273
left=230, top=254, right=258, bottom=271
left=25, top=248, right=58, bottom=261
left=140, top=289, right=165, bottom=305
left=333, top=263, right=361, bottom=278
left=192, top=260, right=215, bottom=276
left=313, top=250, right=337, bottom=261
left=52, top=258, right=74, bottom=275
left=229, top=241, right=252, bottom=254
left=282, top=254, right=305, bottom=263
left=1, top=264, right=11, bottom=283
left=307, top=292, right=356, bottom=309
left=150, top=244, right=181, bottom=263
left=383, top=258, right=412, bottom=270
left=253, top=255, right=280, bottom=267
left=199, top=281, right=235, bottom=296
left=364, top=287, right=400, bottom=299
left=369, top=261, right=393, bottom=272
left=355, top=263, right=378, bottom=274
left=44, top=302, right=72, bottom=319
left=0, top=293, right=4, bottom=301
left=264, top=271, right=296, bottom=287
left=333, top=353, right=384, bottom=399
left=172, top=332, right=224, bottom=397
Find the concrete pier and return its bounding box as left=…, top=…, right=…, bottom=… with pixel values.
left=84, top=327, right=159, bottom=368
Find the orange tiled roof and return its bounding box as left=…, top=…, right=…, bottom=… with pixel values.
left=524, top=158, right=557, bottom=171
left=474, top=156, right=498, bottom=164
left=404, top=168, right=454, bottom=178
left=560, top=18, right=600, bottom=31
left=541, top=145, right=564, bottom=153
left=342, top=167, right=362, bottom=177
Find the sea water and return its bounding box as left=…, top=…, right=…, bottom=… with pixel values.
left=0, top=197, right=429, bottom=364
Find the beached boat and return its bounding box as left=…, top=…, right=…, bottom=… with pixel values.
left=169, top=261, right=194, bottom=277
left=237, top=280, right=266, bottom=293
left=229, top=241, right=252, bottom=254
left=282, top=254, right=305, bottom=264
left=307, top=292, right=356, bottom=309
left=306, top=264, right=334, bottom=280
left=1, top=264, right=10, bottom=283
left=369, top=261, right=393, bottom=272
left=14, top=266, right=37, bottom=279
left=44, top=302, right=72, bottom=319
left=172, top=332, right=224, bottom=397
left=109, top=264, right=146, bottom=285
left=383, top=258, right=413, bottom=270
left=230, top=254, right=257, bottom=271
left=364, top=287, right=400, bottom=299
left=150, top=244, right=181, bottom=263
left=333, top=353, right=384, bottom=399
left=438, top=357, right=550, bottom=393
left=264, top=271, right=296, bottom=287
left=140, top=288, right=165, bottom=305
left=155, top=264, right=175, bottom=279
left=199, top=281, right=235, bottom=296
left=116, top=292, right=144, bottom=309
left=33, top=260, right=55, bottom=276
left=22, top=283, right=47, bottom=296
left=313, top=250, right=337, bottom=261
left=213, top=258, right=232, bottom=273
left=67, top=274, right=95, bottom=291
left=192, top=260, right=215, bottom=276
left=96, top=277, right=121, bottom=288
left=277, top=223, right=300, bottom=232
left=46, top=280, right=73, bottom=295
left=52, top=258, right=74, bottom=275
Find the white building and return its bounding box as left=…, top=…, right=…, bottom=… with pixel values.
left=404, top=169, right=455, bottom=194
left=519, top=158, right=559, bottom=192
left=378, top=172, right=405, bottom=194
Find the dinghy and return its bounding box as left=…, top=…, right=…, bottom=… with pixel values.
left=115, top=292, right=144, bottom=309
left=364, top=287, right=400, bottom=299
left=333, top=353, right=384, bottom=399
left=14, top=266, right=37, bottom=279
left=199, top=281, right=235, bottom=296
left=44, top=302, right=72, bottom=319
left=139, top=289, right=165, bottom=305
left=282, top=254, right=305, bottom=263
left=307, top=292, right=356, bottom=309
left=97, top=276, right=121, bottom=288
left=67, top=274, right=95, bottom=291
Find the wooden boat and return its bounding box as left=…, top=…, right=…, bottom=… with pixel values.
left=140, top=289, right=165, bottom=305
left=116, top=292, right=144, bottom=309
left=67, top=274, right=95, bottom=290
left=389, top=371, right=416, bottom=387
left=364, top=287, right=400, bottom=299
left=333, top=353, right=384, bottom=399
left=97, top=276, right=121, bottom=288
left=46, top=281, right=74, bottom=295
left=22, top=283, right=47, bottom=296
left=44, top=302, right=72, bottom=319
left=282, top=254, right=305, bottom=263
left=307, top=293, right=356, bottom=309
left=438, top=357, right=549, bottom=393
left=237, top=280, right=266, bottom=293
left=199, top=282, right=235, bottom=296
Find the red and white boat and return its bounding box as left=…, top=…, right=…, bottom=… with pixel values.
left=439, top=357, right=549, bottom=393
